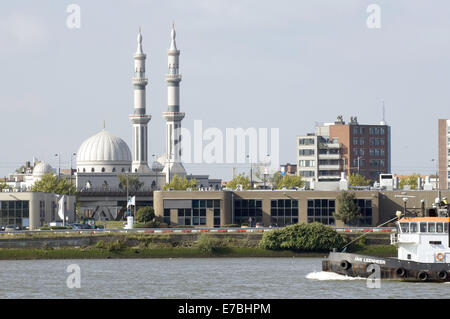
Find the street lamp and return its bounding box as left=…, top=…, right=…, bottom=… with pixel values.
left=246, top=155, right=253, bottom=189
left=54, top=153, right=60, bottom=179
left=70, top=153, right=76, bottom=182
left=402, top=197, right=408, bottom=218
left=431, top=159, right=438, bottom=190
left=263, top=154, right=270, bottom=189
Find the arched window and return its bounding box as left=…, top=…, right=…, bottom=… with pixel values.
left=101, top=167, right=105, bottom=172
left=112, top=168, right=116, bottom=172
left=135, top=169, right=137, bottom=172
left=121, top=168, right=125, bottom=172
left=91, top=168, right=95, bottom=172
left=83, top=168, right=86, bottom=173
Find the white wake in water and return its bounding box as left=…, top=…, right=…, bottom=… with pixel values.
left=306, top=271, right=366, bottom=281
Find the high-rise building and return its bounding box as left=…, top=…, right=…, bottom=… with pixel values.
left=438, top=119, right=450, bottom=190
left=297, top=116, right=391, bottom=186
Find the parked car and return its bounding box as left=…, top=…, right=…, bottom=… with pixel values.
left=95, top=225, right=105, bottom=230
left=255, top=223, right=263, bottom=228
left=4, top=225, right=16, bottom=232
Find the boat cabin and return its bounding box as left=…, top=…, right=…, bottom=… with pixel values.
left=392, top=217, right=450, bottom=263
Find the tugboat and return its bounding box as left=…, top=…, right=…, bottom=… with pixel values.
left=322, top=196, right=450, bottom=282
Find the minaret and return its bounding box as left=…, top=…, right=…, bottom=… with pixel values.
left=163, top=23, right=186, bottom=181
left=129, top=27, right=151, bottom=173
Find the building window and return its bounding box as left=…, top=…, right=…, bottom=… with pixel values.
left=299, top=149, right=315, bottom=156
left=299, top=171, right=315, bottom=177
left=299, top=160, right=315, bottom=167
left=360, top=138, right=365, bottom=146
left=353, top=138, right=358, bottom=145
left=0, top=200, right=30, bottom=228
left=234, top=199, right=262, bottom=226
left=91, top=168, right=95, bottom=172
left=101, top=167, right=105, bottom=172
left=163, top=209, right=171, bottom=225
left=270, top=199, right=298, bottom=226
left=307, top=199, right=335, bottom=225
left=354, top=199, right=372, bottom=226
left=112, top=168, right=116, bottom=172
left=214, top=208, right=220, bottom=227
left=299, top=138, right=315, bottom=145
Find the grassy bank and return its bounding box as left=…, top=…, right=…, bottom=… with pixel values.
left=0, top=229, right=396, bottom=260
left=0, top=247, right=329, bottom=260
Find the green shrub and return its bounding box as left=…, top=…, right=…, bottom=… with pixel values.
left=222, top=224, right=239, bottom=228
left=195, top=234, right=225, bottom=253
left=133, top=220, right=161, bottom=228
left=136, top=206, right=155, bottom=224
left=259, top=222, right=347, bottom=252
left=95, top=239, right=125, bottom=251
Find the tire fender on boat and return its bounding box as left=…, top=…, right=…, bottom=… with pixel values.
left=436, top=252, right=445, bottom=262
left=395, top=267, right=406, bottom=277
left=417, top=271, right=429, bottom=281
left=438, top=270, right=448, bottom=280
left=340, top=260, right=351, bottom=270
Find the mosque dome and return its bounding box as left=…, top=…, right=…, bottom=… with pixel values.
left=32, top=161, right=54, bottom=177
left=76, top=130, right=132, bottom=174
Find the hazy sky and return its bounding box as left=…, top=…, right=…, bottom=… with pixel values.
left=0, top=1, right=449, bottom=180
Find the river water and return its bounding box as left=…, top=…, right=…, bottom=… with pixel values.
left=0, top=257, right=449, bottom=299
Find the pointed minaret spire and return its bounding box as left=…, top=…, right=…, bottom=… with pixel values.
left=169, top=22, right=177, bottom=50
left=136, top=26, right=144, bottom=54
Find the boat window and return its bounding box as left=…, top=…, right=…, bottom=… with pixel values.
left=400, top=223, right=409, bottom=233
left=436, top=223, right=444, bottom=233
left=409, top=223, right=418, bottom=233
left=445, top=223, right=449, bottom=234
left=428, top=222, right=436, bottom=233
left=420, top=222, right=427, bottom=233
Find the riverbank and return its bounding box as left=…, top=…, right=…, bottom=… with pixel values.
left=0, top=232, right=396, bottom=260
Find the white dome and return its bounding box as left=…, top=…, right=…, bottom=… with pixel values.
left=76, top=130, right=132, bottom=173
left=32, top=161, right=54, bottom=177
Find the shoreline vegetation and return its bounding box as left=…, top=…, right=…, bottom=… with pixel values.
left=0, top=223, right=397, bottom=260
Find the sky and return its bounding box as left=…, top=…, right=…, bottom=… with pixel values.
left=0, top=1, right=449, bottom=180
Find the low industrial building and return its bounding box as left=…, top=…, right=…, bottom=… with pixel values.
left=0, top=192, right=76, bottom=230
left=154, top=189, right=450, bottom=228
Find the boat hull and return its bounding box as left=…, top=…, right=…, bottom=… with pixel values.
left=322, top=252, right=450, bottom=282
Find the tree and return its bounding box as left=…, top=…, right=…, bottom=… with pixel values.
left=117, top=173, right=144, bottom=193
left=334, top=191, right=361, bottom=226
left=275, top=174, right=304, bottom=189
left=398, top=173, right=420, bottom=190
left=162, top=174, right=198, bottom=191
left=0, top=181, right=12, bottom=191
left=31, top=173, right=77, bottom=195
left=136, top=206, right=155, bottom=224
left=348, top=173, right=371, bottom=187
left=226, top=173, right=251, bottom=190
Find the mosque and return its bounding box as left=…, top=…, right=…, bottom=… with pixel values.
left=73, top=25, right=221, bottom=220
left=73, top=25, right=220, bottom=220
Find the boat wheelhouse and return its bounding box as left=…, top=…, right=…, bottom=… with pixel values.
left=391, top=217, right=450, bottom=263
